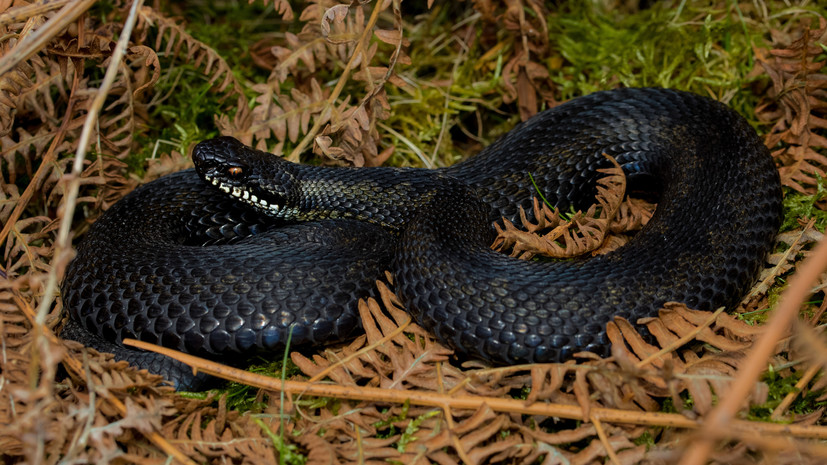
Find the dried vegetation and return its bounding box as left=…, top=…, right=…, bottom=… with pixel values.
left=2, top=0, right=827, bottom=464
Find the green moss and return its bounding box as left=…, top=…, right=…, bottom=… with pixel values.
left=395, top=409, right=440, bottom=452
left=128, top=0, right=827, bottom=173
left=129, top=64, right=229, bottom=172
left=173, top=1, right=287, bottom=85
left=383, top=4, right=516, bottom=168
left=195, top=357, right=302, bottom=413
left=373, top=401, right=441, bottom=453
left=748, top=366, right=827, bottom=421
left=549, top=3, right=762, bottom=102
left=781, top=183, right=827, bottom=232
left=632, top=430, right=657, bottom=448
left=374, top=400, right=411, bottom=439
left=738, top=301, right=773, bottom=325
left=660, top=391, right=697, bottom=414
left=128, top=1, right=286, bottom=171
left=382, top=1, right=827, bottom=171
left=254, top=416, right=308, bottom=465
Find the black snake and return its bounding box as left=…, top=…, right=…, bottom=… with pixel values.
left=61, top=88, right=782, bottom=389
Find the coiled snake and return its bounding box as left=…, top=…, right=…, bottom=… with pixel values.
left=61, top=88, right=782, bottom=389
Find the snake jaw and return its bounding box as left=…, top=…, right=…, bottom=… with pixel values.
left=193, top=136, right=296, bottom=217
left=210, top=176, right=288, bottom=216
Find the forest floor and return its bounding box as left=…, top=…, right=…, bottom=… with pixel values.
left=2, top=1, right=827, bottom=464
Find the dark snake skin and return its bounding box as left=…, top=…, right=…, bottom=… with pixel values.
left=61, top=88, right=782, bottom=389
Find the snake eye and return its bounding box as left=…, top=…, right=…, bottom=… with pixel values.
left=228, top=166, right=243, bottom=178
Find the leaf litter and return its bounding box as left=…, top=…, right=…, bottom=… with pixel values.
left=2, top=1, right=827, bottom=464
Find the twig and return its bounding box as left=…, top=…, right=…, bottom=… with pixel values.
left=124, top=338, right=827, bottom=439
left=635, top=306, right=726, bottom=369
left=590, top=415, right=622, bottom=465
left=771, top=363, right=821, bottom=420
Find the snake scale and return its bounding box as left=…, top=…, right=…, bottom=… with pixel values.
left=61, top=88, right=782, bottom=389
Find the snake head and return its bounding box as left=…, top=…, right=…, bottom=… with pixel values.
left=192, top=136, right=299, bottom=217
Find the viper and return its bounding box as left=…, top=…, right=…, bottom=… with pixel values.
left=61, top=88, right=782, bottom=389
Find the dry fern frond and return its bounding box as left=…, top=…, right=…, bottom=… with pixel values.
left=246, top=77, right=328, bottom=149
left=278, top=277, right=808, bottom=464
left=492, top=156, right=639, bottom=259
left=0, top=55, right=72, bottom=179
left=0, top=51, right=72, bottom=139
left=607, top=304, right=766, bottom=415
left=756, top=17, right=827, bottom=195
left=243, top=1, right=407, bottom=166
left=292, top=280, right=462, bottom=392
left=161, top=402, right=278, bottom=462
left=258, top=0, right=294, bottom=21
left=135, top=7, right=244, bottom=101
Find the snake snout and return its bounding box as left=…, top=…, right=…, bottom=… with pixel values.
left=192, top=137, right=248, bottom=183
left=193, top=136, right=298, bottom=218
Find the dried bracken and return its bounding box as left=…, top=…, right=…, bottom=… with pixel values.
left=241, top=0, right=408, bottom=166
left=2, top=1, right=827, bottom=464
left=757, top=17, right=827, bottom=196
left=491, top=156, right=655, bottom=259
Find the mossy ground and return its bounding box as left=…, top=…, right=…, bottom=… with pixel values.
left=3, top=1, right=827, bottom=463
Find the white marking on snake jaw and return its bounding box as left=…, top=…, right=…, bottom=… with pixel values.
left=212, top=180, right=283, bottom=216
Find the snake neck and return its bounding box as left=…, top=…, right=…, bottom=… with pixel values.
left=192, top=137, right=489, bottom=234
left=288, top=166, right=485, bottom=233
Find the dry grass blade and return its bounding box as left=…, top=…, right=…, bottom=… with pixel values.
left=0, top=0, right=72, bottom=25
left=287, top=0, right=386, bottom=163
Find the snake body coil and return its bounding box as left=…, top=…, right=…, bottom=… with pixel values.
left=62, top=88, right=782, bottom=388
